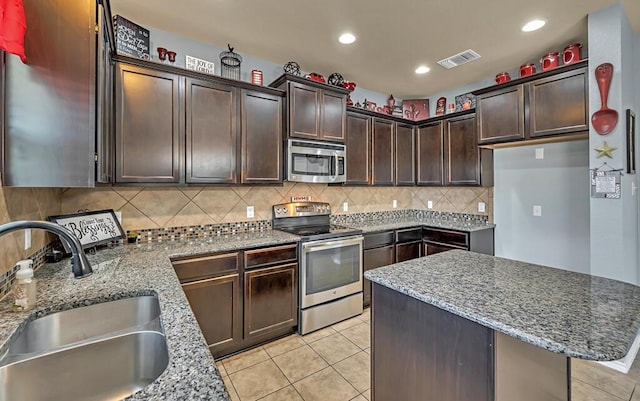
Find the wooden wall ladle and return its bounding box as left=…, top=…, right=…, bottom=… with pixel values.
left=592, top=63, right=618, bottom=135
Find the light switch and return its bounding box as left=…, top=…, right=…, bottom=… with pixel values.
left=343, top=202, right=349, bottom=212
left=393, top=200, right=398, bottom=208
left=478, top=202, right=486, bottom=212
left=246, top=206, right=254, bottom=218
left=24, top=229, right=31, bottom=250
left=427, top=201, right=433, bottom=209
left=533, top=205, right=542, bottom=216
left=535, top=148, right=544, bottom=159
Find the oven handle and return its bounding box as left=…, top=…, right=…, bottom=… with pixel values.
left=302, top=236, right=364, bottom=253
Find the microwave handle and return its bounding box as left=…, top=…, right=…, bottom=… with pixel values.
left=332, top=151, right=339, bottom=182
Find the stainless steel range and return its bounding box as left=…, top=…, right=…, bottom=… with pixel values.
left=273, top=202, right=363, bottom=335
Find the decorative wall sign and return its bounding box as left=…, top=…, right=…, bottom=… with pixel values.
left=591, top=169, right=621, bottom=199
left=626, top=109, right=636, bottom=174
left=186, top=55, right=215, bottom=75
left=594, top=141, right=617, bottom=159
left=435, top=97, right=446, bottom=116
left=402, top=99, right=429, bottom=121
left=113, top=15, right=150, bottom=60
left=591, top=162, right=622, bottom=199
left=48, top=209, right=126, bottom=251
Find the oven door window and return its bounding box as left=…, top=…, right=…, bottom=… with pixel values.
left=292, top=153, right=333, bottom=176
left=305, top=242, right=360, bottom=295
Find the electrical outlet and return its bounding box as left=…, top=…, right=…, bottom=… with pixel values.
left=246, top=206, right=254, bottom=218
left=343, top=202, right=349, bottom=212
left=478, top=202, right=486, bottom=213
left=24, top=229, right=31, bottom=250
left=535, top=148, right=544, bottom=160
left=427, top=201, right=433, bottom=209
left=393, top=200, right=398, bottom=208
left=533, top=205, right=542, bottom=217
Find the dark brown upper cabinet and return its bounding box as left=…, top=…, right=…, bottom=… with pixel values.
left=115, top=63, right=183, bottom=183
left=345, top=112, right=372, bottom=185
left=241, top=90, right=283, bottom=184
left=528, top=68, right=589, bottom=138
left=445, top=114, right=480, bottom=186
left=416, top=121, right=444, bottom=186
left=395, top=123, right=416, bottom=185
left=114, top=58, right=284, bottom=185
left=474, top=61, right=588, bottom=146
left=271, top=75, right=348, bottom=143
left=185, top=78, right=238, bottom=184
left=372, top=118, right=395, bottom=186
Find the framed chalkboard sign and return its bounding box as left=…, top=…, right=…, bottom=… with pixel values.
left=48, top=209, right=126, bottom=251
left=114, top=15, right=150, bottom=60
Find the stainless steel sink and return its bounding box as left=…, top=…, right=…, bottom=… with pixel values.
left=6, top=295, right=161, bottom=355
left=0, top=331, right=169, bottom=401
left=0, top=295, right=168, bottom=401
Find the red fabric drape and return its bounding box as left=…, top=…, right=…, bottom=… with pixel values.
left=0, top=0, right=27, bottom=62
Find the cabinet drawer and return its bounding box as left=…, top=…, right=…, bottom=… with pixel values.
left=364, top=231, right=394, bottom=249
left=422, top=228, right=468, bottom=249
left=244, top=243, right=298, bottom=269
left=172, top=252, right=240, bottom=284
left=395, top=227, right=422, bottom=243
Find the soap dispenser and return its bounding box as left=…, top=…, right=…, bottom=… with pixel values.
left=12, top=259, right=36, bottom=312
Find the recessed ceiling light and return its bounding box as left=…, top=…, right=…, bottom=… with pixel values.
left=339, top=33, right=356, bottom=44
left=415, top=65, right=430, bottom=74
left=522, top=19, right=546, bottom=32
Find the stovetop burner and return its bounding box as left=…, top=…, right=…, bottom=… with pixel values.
left=272, top=202, right=362, bottom=241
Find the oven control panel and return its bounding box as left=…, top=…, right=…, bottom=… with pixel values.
left=273, top=202, right=331, bottom=218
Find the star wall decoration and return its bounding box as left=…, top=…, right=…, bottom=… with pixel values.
left=595, top=141, right=617, bottom=159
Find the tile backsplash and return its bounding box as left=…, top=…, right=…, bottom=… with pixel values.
left=61, top=184, right=493, bottom=233
left=0, top=184, right=492, bottom=278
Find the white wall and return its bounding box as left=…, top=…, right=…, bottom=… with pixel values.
left=588, top=4, right=639, bottom=284
left=494, top=141, right=590, bottom=273
left=140, top=24, right=392, bottom=106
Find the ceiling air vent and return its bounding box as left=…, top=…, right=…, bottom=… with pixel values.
left=437, top=49, right=481, bottom=69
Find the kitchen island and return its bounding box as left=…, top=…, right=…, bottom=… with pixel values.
left=0, top=230, right=300, bottom=401
left=364, top=250, right=640, bottom=401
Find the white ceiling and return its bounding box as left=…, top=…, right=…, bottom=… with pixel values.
left=110, top=0, right=640, bottom=98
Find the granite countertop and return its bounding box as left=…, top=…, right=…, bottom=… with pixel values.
left=0, top=230, right=300, bottom=401
left=364, top=249, right=640, bottom=361
left=343, top=217, right=495, bottom=233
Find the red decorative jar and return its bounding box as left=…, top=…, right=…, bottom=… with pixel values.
left=519, top=63, right=536, bottom=78
left=495, top=72, right=511, bottom=84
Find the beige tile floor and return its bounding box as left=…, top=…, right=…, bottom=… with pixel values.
left=218, top=308, right=640, bottom=401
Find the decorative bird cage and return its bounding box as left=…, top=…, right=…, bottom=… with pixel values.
left=219, top=44, right=242, bottom=80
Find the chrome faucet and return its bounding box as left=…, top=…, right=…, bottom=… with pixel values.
left=0, top=220, right=93, bottom=278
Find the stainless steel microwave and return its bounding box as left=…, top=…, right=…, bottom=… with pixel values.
left=286, top=139, right=346, bottom=183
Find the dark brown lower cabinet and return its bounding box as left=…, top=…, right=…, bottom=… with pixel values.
left=423, top=227, right=495, bottom=256
left=244, top=262, right=298, bottom=339
left=424, top=242, right=464, bottom=255
left=363, top=231, right=395, bottom=307
left=173, top=252, right=242, bottom=358
left=173, top=243, right=298, bottom=358
left=372, top=283, right=494, bottom=401
left=396, top=241, right=422, bottom=262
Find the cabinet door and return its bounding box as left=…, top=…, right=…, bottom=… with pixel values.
left=185, top=78, right=237, bottom=183
left=115, top=64, right=182, bottom=183
left=241, top=90, right=283, bottom=183
left=416, top=122, right=443, bottom=185
left=424, top=242, right=464, bottom=255
left=289, top=82, right=320, bottom=139
left=320, top=91, right=346, bottom=142
left=244, top=263, right=298, bottom=339
left=395, top=123, right=415, bottom=185
left=371, top=118, right=395, bottom=186
left=181, top=274, right=242, bottom=358
left=396, top=241, right=422, bottom=263
left=476, top=85, right=525, bottom=144
left=345, top=112, right=371, bottom=185
left=445, top=114, right=479, bottom=186
left=528, top=68, right=588, bottom=138
left=363, top=245, right=394, bottom=307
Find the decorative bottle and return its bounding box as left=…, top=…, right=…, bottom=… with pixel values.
left=12, top=259, right=36, bottom=312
